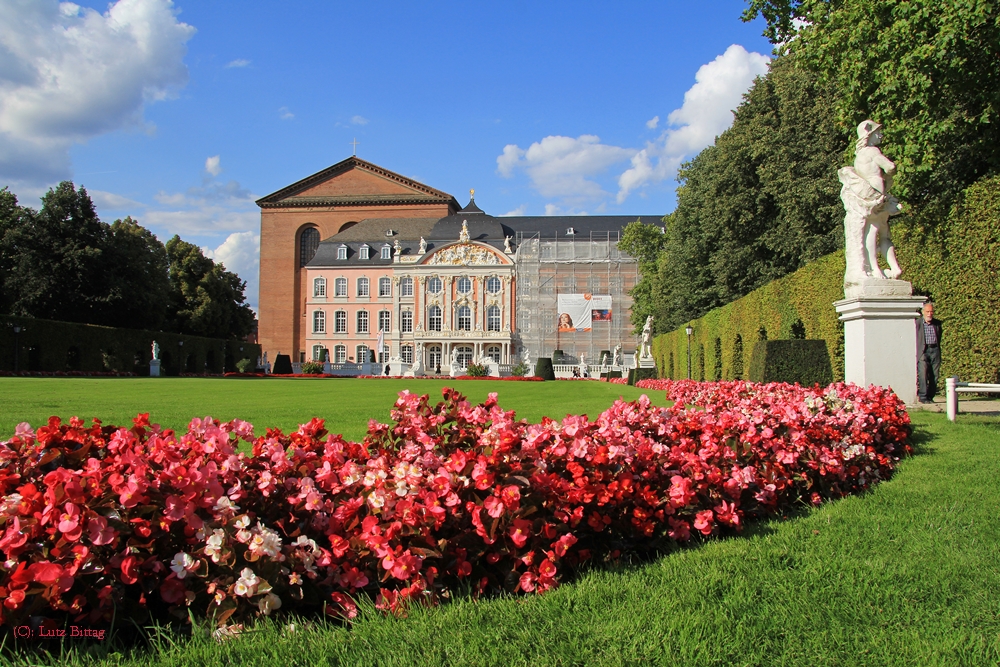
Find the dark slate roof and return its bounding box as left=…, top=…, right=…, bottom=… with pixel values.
left=255, top=157, right=460, bottom=209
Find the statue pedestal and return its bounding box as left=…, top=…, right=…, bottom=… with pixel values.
left=638, top=357, right=656, bottom=369
left=149, top=360, right=161, bottom=378
left=834, top=291, right=925, bottom=405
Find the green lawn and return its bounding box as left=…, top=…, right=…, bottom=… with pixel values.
left=3, top=384, right=1000, bottom=666
left=0, top=378, right=669, bottom=442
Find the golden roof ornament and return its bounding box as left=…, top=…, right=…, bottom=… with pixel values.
left=470, top=188, right=475, bottom=199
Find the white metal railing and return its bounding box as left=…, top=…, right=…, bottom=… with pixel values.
left=945, top=377, right=1000, bottom=421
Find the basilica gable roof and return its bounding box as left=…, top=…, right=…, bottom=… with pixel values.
left=255, top=157, right=460, bottom=210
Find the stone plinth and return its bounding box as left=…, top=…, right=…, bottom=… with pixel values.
left=149, top=359, right=161, bottom=377
left=639, top=357, right=656, bottom=369
left=834, top=292, right=925, bottom=405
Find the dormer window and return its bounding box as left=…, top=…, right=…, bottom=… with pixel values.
left=566, top=227, right=576, bottom=236
left=381, top=245, right=391, bottom=260
left=337, top=245, right=347, bottom=260
left=385, top=229, right=395, bottom=237
left=359, top=245, right=370, bottom=260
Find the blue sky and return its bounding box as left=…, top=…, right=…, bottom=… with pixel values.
left=0, top=1, right=773, bottom=310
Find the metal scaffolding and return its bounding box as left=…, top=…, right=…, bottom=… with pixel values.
left=514, top=230, right=640, bottom=364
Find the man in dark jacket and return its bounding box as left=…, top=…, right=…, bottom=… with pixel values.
left=916, top=302, right=943, bottom=403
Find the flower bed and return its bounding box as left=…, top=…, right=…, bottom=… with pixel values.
left=0, top=382, right=910, bottom=630
left=600, top=377, right=628, bottom=384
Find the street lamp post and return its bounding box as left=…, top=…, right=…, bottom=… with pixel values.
left=12, top=325, right=22, bottom=372
left=685, top=325, right=693, bottom=380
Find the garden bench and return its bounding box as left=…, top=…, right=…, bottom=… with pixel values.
left=945, top=377, right=1000, bottom=421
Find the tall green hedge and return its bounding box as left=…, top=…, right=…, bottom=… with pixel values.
left=747, top=340, right=833, bottom=386
left=652, top=176, right=1000, bottom=384
left=0, top=315, right=260, bottom=376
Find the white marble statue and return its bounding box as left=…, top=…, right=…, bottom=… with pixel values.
left=449, top=347, right=461, bottom=377
left=504, top=236, right=513, bottom=253
left=419, top=237, right=427, bottom=254
left=393, top=239, right=401, bottom=256
left=612, top=344, right=623, bottom=367
left=838, top=120, right=903, bottom=291
left=151, top=340, right=160, bottom=360
left=578, top=353, right=588, bottom=378
left=639, top=316, right=653, bottom=359
left=459, top=221, right=470, bottom=243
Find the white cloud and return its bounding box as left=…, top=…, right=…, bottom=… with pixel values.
left=203, top=230, right=260, bottom=311
left=350, top=115, right=369, bottom=125
left=496, top=135, right=635, bottom=203
left=225, top=58, right=250, bottom=68
left=543, top=204, right=588, bottom=216
left=646, top=115, right=659, bottom=130
left=501, top=204, right=527, bottom=217
left=278, top=106, right=294, bottom=120
left=617, top=44, right=769, bottom=203
left=0, top=0, right=195, bottom=184
left=205, top=155, right=221, bottom=176
left=147, top=178, right=258, bottom=235
left=90, top=189, right=143, bottom=211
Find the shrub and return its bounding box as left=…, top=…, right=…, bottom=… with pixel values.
left=465, top=362, right=490, bottom=377
left=747, top=340, right=833, bottom=386
left=534, top=358, right=555, bottom=381
left=511, top=362, right=529, bottom=377
left=300, top=361, right=325, bottom=375
left=0, top=384, right=910, bottom=629
left=235, top=358, right=254, bottom=373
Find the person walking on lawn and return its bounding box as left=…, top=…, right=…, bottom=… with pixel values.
left=917, top=301, right=942, bottom=404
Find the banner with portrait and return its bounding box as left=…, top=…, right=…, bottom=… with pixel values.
left=557, top=294, right=612, bottom=332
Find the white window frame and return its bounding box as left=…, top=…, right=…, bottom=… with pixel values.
left=312, top=345, right=326, bottom=361
left=401, top=344, right=413, bottom=364
left=334, top=277, right=347, bottom=297
left=357, top=310, right=369, bottom=334
left=486, top=276, right=501, bottom=294
left=456, top=305, right=471, bottom=331
left=427, top=276, right=442, bottom=294
left=381, top=245, right=391, bottom=260
left=428, top=305, right=442, bottom=331
left=356, top=345, right=370, bottom=363
left=337, top=245, right=347, bottom=260
left=401, top=310, right=413, bottom=333
left=334, top=310, right=347, bottom=333
left=312, top=310, right=326, bottom=334
left=359, top=245, right=370, bottom=260
left=457, top=276, right=472, bottom=294
left=379, top=277, right=392, bottom=297
left=487, top=305, right=501, bottom=332
left=313, top=277, right=327, bottom=298
left=486, top=345, right=501, bottom=363
left=401, top=277, right=413, bottom=297
left=378, top=310, right=391, bottom=332
left=334, top=345, right=346, bottom=363
left=357, top=277, right=369, bottom=297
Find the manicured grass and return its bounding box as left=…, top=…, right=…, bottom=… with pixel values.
left=0, top=378, right=669, bottom=442
left=4, top=399, right=1000, bottom=666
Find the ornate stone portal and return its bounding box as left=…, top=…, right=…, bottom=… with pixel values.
left=833, top=121, right=924, bottom=404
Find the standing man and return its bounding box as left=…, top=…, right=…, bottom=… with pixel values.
left=916, top=302, right=942, bottom=404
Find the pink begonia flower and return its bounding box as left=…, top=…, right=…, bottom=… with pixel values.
left=87, top=516, right=116, bottom=545
left=57, top=503, right=80, bottom=534
left=14, top=422, right=34, bottom=439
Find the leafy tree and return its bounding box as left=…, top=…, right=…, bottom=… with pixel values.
left=103, top=217, right=171, bottom=330
left=744, top=0, right=1000, bottom=209
left=165, top=236, right=255, bottom=339
left=618, top=219, right=667, bottom=332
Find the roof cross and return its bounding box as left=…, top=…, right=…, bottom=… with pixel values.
left=350, top=138, right=360, bottom=156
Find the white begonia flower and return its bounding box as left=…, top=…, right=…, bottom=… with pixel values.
left=170, top=552, right=197, bottom=579
left=258, top=592, right=282, bottom=615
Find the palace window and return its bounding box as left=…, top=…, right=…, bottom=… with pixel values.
left=312, top=310, right=325, bottom=334
left=335, top=277, right=347, bottom=297
left=486, top=345, right=501, bottom=363
left=356, top=345, right=370, bottom=363
left=334, top=345, right=346, bottom=363
left=401, top=344, right=413, bottom=364
left=359, top=245, right=370, bottom=260
left=487, top=305, right=501, bottom=331
left=379, top=277, right=392, bottom=297
left=457, top=276, right=471, bottom=294
left=401, top=277, right=413, bottom=297
left=312, top=345, right=326, bottom=361
left=427, top=276, right=442, bottom=294
left=381, top=245, right=391, bottom=260
left=456, top=305, right=471, bottom=331
left=455, top=346, right=473, bottom=367
left=428, top=345, right=442, bottom=370
left=486, top=276, right=501, bottom=293
left=428, top=306, right=442, bottom=331
left=334, top=310, right=347, bottom=333
left=337, top=245, right=347, bottom=261
left=401, top=310, right=413, bottom=333
left=313, top=277, right=326, bottom=297
left=357, top=277, right=369, bottom=297
left=378, top=310, right=391, bottom=332
left=300, top=228, right=319, bottom=267
left=378, top=344, right=389, bottom=364
left=357, top=310, right=369, bottom=333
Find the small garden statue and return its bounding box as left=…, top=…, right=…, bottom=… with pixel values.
left=639, top=316, right=653, bottom=359
left=612, top=344, right=623, bottom=367
left=151, top=340, right=160, bottom=360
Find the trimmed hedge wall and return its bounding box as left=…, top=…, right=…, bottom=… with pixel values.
left=0, top=315, right=260, bottom=376
left=627, top=367, right=657, bottom=386
left=748, top=340, right=833, bottom=386
left=652, top=175, right=1000, bottom=384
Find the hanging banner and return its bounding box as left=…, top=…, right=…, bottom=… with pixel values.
left=557, top=294, right=612, bottom=332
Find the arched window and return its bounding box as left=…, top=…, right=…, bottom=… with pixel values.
left=401, top=344, right=413, bottom=364
left=378, top=343, right=389, bottom=363
left=486, top=345, right=501, bottom=363
left=300, top=228, right=320, bottom=267
left=335, top=277, right=347, bottom=297
left=359, top=245, right=370, bottom=260
left=401, top=277, right=413, bottom=297
left=337, top=245, right=347, bottom=260
left=381, top=245, right=391, bottom=260
left=312, top=345, right=326, bottom=361
left=457, top=276, right=472, bottom=294
left=487, top=305, right=501, bottom=331
left=357, top=277, right=369, bottom=297
left=428, top=306, right=442, bottom=331
left=378, top=310, right=391, bottom=332
left=428, top=345, right=442, bottom=371
left=312, top=310, right=325, bottom=334
left=313, top=277, right=326, bottom=297
left=357, top=310, right=369, bottom=333
left=334, top=345, right=346, bottom=363
left=401, top=310, right=413, bottom=333
left=334, top=311, right=347, bottom=333
left=486, top=276, right=501, bottom=293
left=379, top=277, right=392, bottom=297
left=455, top=346, right=473, bottom=367
left=427, top=276, right=442, bottom=294
left=456, top=305, right=471, bottom=331
left=356, top=345, right=370, bottom=363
